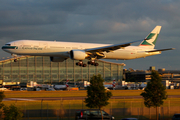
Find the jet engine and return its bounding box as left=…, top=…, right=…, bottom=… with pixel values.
left=50, top=57, right=67, bottom=62
left=70, top=50, right=86, bottom=60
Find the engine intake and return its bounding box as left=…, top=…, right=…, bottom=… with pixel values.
left=70, top=50, right=86, bottom=60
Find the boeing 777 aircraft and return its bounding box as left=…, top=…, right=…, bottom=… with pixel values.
left=2, top=26, right=174, bottom=67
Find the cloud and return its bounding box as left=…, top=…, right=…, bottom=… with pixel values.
left=0, top=0, right=179, bottom=70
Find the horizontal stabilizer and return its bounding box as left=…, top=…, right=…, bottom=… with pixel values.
left=146, top=48, right=175, bottom=52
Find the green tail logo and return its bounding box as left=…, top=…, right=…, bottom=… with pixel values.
left=140, top=33, right=158, bottom=46
left=139, top=26, right=161, bottom=48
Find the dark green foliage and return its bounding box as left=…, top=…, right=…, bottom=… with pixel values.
left=3, top=104, right=23, bottom=120
left=0, top=91, right=23, bottom=120
left=0, top=92, right=5, bottom=102
left=85, top=74, right=112, bottom=109
left=141, top=70, right=167, bottom=108
left=0, top=91, right=5, bottom=117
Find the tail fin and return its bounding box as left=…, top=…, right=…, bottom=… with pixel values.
left=66, top=79, right=69, bottom=87
left=139, top=26, right=161, bottom=49
left=112, top=79, right=116, bottom=88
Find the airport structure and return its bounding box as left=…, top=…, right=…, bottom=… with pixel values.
left=0, top=56, right=125, bottom=84
left=125, top=66, right=180, bottom=82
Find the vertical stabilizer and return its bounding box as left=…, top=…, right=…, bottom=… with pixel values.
left=139, top=26, right=161, bottom=48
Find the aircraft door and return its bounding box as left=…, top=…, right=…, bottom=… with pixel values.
left=40, top=43, right=48, bottom=50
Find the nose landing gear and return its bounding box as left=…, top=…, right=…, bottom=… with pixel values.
left=14, top=59, right=17, bottom=62
left=11, top=54, right=17, bottom=62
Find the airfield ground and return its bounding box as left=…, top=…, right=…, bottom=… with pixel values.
left=3, top=89, right=180, bottom=98
left=2, top=89, right=180, bottom=120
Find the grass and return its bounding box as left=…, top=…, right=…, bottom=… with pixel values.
left=2, top=89, right=180, bottom=110
left=3, top=90, right=87, bottom=98
left=2, top=98, right=180, bottom=110
left=2, top=90, right=180, bottom=120
left=3, top=89, right=180, bottom=98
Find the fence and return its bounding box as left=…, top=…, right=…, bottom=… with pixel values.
left=3, top=99, right=180, bottom=120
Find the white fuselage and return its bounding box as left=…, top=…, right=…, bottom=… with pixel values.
left=53, top=85, right=67, bottom=90
left=2, top=40, right=161, bottom=60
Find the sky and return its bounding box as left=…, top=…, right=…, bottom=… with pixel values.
left=0, top=0, right=179, bottom=70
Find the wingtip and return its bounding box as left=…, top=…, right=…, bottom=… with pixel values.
left=156, top=25, right=162, bottom=27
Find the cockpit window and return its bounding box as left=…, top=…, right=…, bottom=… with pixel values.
left=5, top=44, right=11, bottom=46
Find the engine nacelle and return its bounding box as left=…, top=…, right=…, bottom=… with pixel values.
left=50, top=57, right=67, bottom=62
left=70, top=50, right=86, bottom=60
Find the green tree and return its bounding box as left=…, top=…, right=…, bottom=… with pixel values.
left=0, top=91, right=5, bottom=118
left=0, top=92, right=5, bottom=102
left=0, top=91, right=23, bottom=120
left=140, top=70, right=167, bottom=120
left=3, top=104, right=23, bottom=120
left=85, top=74, right=112, bottom=120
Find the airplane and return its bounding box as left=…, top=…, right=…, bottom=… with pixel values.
left=104, top=79, right=116, bottom=90
left=2, top=26, right=174, bottom=67
left=53, top=80, right=69, bottom=90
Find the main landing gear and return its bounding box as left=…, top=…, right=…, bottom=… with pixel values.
left=87, top=60, right=99, bottom=66
left=76, top=60, right=99, bottom=67
left=76, top=61, right=87, bottom=67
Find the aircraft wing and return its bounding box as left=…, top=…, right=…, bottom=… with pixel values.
left=146, top=48, right=175, bottom=52
left=85, top=40, right=141, bottom=53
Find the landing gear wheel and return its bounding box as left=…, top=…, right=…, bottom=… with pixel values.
left=78, top=62, right=83, bottom=66
left=76, top=61, right=84, bottom=66
left=14, top=59, right=17, bottom=62
left=91, top=62, right=95, bottom=65
left=88, top=61, right=95, bottom=65
left=88, top=60, right=99, bottom=66
left=94, top=63, right=99, bottom=66
left=82, top=64, right=87, bottom=67
left=11, top=54, right=18, bottom=62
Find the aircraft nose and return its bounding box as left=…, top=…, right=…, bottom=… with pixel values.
left=2, top=45, right=17, bottom=52
left=2, top=45, right=9, bottom=52
left=2, top=45, right=6, bottom=50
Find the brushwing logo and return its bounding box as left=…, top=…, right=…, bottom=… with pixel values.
left=141, top=33, right=158, bottom=46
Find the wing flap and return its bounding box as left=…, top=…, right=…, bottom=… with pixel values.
left=85, top=40, right=141, bottom=53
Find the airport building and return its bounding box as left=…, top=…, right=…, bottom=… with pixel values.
left=125, top=66, right=180, bottom=82
left=0, top=56, right=125, bottom=84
